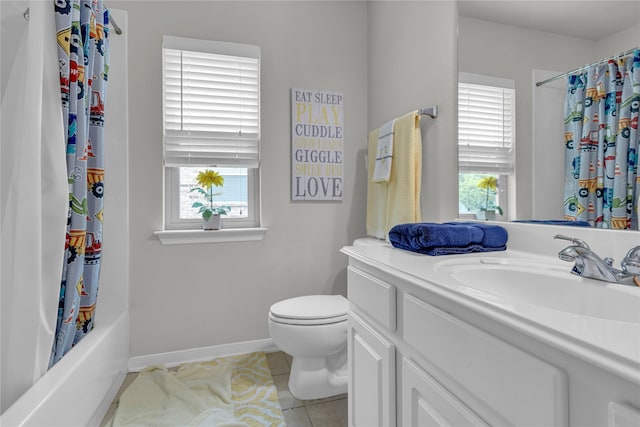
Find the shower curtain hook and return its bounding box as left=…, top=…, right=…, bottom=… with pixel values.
left=23, top=8, right=29, bottom=21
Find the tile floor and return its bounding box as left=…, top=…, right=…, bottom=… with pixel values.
left=266, top=351, right=348, bottom=427
left=101, top=351, right=347, bottom=427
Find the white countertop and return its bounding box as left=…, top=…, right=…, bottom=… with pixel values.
left=342, top=237, right=640, bottom=384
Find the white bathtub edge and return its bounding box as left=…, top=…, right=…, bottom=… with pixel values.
left=0, top=311, right=129, bottom=427
left=88, top=369, right=127, bottom=427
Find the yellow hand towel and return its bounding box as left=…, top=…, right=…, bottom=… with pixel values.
left=366, top=111, right=422, bottom=240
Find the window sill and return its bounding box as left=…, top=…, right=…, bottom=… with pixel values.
left=154, top=227, right=268, bottom=245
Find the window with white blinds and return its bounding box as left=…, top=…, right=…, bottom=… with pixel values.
left=458, top=75, right=515, bottom=174
left=162, top=36, right=260, bottom=168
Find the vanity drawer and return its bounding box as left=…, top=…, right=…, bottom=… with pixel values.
left=348, top=266, right=396, bottom=331
left=403, top=293, right=568, bottom=426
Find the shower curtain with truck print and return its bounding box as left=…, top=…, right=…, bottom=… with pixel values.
left=50, top=0, right=110, bottom=366
left=563, top=49, right=640, bottom=230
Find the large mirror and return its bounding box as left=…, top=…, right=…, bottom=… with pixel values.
left=457, top=0, right=640, bottom=230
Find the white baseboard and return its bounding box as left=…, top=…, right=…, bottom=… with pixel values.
left=128, top=338, right=279, bottom=372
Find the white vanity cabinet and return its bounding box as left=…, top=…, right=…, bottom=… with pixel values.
left=402, top=293, right=567, bottom=426
left=344, top=246, right=640, bottom=427
left=347, top=266, right=396, bottom=427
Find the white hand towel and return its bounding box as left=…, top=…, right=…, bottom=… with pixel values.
left=372, top=119, right=395, bottom=182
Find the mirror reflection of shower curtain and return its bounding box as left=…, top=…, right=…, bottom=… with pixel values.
left=50, top=0, right=110, bottom=366
left=0, top=1, right=68, bottom=412
left=563, top=49, right=640, bottom=230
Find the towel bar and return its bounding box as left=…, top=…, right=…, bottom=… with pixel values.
left=418, top=106, right=438, bottom=119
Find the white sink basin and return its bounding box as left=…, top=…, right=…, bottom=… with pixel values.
left=435, top=257, right=640, bottom=324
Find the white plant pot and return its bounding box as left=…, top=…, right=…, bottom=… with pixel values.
left=203, top=214, right=222, bottom=230
left=484, top=209, right=496, bottom=221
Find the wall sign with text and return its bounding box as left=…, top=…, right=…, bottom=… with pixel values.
left=291, top=88, right=344, bottom=201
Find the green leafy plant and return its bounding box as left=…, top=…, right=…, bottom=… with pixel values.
left=190, top=169, right=231, bottom=219
left=477, top=176, right=503, bottom=215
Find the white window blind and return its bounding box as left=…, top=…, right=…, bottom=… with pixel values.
left=458, top=81, right=515, bottom=174
left=162, top=36, right=260, bottom=168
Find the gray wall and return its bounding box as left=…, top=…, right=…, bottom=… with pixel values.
left=595, top=23, right=640, bottom=58
left=368, top=1, right=459, bottom=223
left=111, top=0, right=369, bottom=357
left=111, top=0, right=459, bottom=358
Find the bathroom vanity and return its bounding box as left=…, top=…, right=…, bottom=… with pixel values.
left=342, top=231, right=640, bottom=427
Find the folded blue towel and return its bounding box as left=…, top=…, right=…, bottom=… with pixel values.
left=512, top=219, right=591, bottom=227
left=388, top=222, right=508, bottom=256
left=448, top=222, right=508, bottom=248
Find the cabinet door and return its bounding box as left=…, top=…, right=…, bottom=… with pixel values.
left=402, top=357, right=489, bottom=427
left=349, top=311, right=395, bottom=427
left=609, top=402, right=640, bottom=427
left=403, top=294, right=568, bottom=426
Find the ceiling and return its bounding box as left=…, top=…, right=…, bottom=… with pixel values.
left=458, top=1, right=640, bottom=41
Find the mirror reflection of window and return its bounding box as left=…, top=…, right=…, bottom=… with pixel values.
left=458, top=73, right=515, bottom=221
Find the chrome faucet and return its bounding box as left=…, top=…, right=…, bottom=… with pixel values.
left=554, top=235, right=640, bottom=287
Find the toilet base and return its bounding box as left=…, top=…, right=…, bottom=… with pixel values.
left=287, top=351, right=348, bottom=400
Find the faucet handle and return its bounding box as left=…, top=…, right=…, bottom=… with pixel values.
left=621, top=246, right=640, bottom=274
left=553, top=234, right=590, bottom=250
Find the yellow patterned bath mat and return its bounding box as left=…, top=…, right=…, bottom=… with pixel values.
left=216, top=351, right=286, bottom=426
left=108, top=352, right=285, bottom=427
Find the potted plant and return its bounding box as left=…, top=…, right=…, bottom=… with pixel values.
left=190, top=169, right=231, bottom=230
left=477, top=176, right=503, bottom=220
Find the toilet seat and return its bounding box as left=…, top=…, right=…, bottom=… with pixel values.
left=269, top=295, right=348, bottom=326
left=269, top=312, right=348, bottom=326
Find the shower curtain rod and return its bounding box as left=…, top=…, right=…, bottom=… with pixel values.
left=535, top=47, right=638, bottom=87
left=23, top=7, right=123, bottom=35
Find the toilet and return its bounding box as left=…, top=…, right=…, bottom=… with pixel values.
left=268, top=294, right=349, bottom=400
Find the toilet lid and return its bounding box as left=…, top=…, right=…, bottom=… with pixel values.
left=270, top=295, right=348, bottom=322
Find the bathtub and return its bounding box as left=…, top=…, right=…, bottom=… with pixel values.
left=0, top=311, right=129, bottom=426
